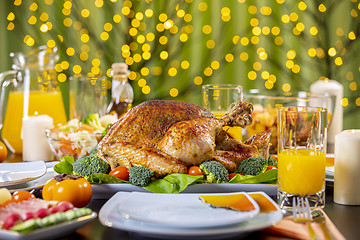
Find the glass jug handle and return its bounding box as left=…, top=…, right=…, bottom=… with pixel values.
left=0, top=70, right=17, bottom=131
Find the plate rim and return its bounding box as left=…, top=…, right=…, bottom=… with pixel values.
left=0, top=161, right=47, bottom=187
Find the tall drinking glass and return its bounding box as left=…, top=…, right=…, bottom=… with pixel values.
left=202, top=84, right=243, bottom=140
left=277, top=106, right=327, bottom=210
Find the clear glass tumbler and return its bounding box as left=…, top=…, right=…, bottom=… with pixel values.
left=277, top=106, right=328, bottom=210
left=202, top=84, right=243, bottom=140
left=69, top=75, right=110, bottom=120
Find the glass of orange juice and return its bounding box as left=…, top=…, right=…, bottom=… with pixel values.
left=277, top=106, right=327, bottom=210
left=202, top=84, right=243, bottom=140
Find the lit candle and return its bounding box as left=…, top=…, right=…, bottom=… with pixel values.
left=310, top=80, right=343, bottom=152
left=22, top=115, right=54, bottom=161
left=334, top=130, right=360, bottom=205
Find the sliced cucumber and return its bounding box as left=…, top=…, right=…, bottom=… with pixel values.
left=10, top=208, right=93, bottom=233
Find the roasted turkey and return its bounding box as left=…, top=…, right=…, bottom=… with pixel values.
left=97, top=100, right=271, bottom=177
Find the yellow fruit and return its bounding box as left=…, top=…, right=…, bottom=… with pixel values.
left=0, top=188, right=12, bottom=205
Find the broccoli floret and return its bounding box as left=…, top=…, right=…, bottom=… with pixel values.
left=82, top=113, right=105, bottom=132
left=199, top=161, right=229, bottom=183
left=268, top=155, right=278, bottom=168
left=128, top=166, right=154, bottom=187
left=236, top=156, right=268, bottom=176
left=72, top=155, right=110, bottom=179
left=89, top=146, right=98, bottom=157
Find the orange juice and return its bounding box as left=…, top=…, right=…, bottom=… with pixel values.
left=1, top=91, right=67, bottom=153
left=278, top=149, right=326, bottom=195
left=212, top=111, right=242, bottom=141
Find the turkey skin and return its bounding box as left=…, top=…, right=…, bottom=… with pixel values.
left=97, top=100, right=271, bottom=177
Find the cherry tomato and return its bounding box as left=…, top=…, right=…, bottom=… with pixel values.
left=228, top=173, right=238, bottom=181
left=12, top=191, right=35, bottom=202
left=109, top=166, right=129, bottom=181
left=266, top=165, right=277, bottom=171
left=228, top=173, right=244, bottom=181
left=187, top=166, right=203, bottom=176
left=42, top=174, right=92, bottom=208
left=0, top=141, right=8, bottom=163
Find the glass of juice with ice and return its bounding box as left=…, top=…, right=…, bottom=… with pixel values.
left=277, top=106, right=327, bottom=210
left=202, top=84, right=243, bottom=140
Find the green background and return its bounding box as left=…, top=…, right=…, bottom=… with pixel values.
left=0, top=0, right=359, bottom=129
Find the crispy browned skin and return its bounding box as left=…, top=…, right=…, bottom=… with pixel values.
left=97, top=100, right=271, bottom=175
left=213, top=130, right=272, bottom=172
left=99, top=100, right=214, bottom=149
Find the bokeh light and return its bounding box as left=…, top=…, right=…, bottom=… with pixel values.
left=2, top=0, right=359, bottom=117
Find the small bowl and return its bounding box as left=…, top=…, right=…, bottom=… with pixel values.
left=45, top=129, right=103, bottom=160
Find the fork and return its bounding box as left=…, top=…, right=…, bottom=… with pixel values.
left=312, top=209, right=333, bottom=240
left=293, top=197, right=318, bottom=240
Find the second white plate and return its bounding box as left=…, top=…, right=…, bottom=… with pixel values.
left=0, top=161, right=47, bottom=187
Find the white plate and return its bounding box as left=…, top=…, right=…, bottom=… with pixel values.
left=0, top=162, right=47, bottom=187
left=91, top=183, right=278, bottom=199
left=6, top=162, right=57, bottom=192
left=0, top=212, right=97, bottom=240
left=99, top=191, right=283, bottom=239
left=115, top=192, right=259, bottom=228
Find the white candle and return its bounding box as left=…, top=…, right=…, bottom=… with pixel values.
left=22, top=115, right=54, bottom=161
left=310, top=80, right=343, bottom=150
left=334, top=130, right=360, bottom=205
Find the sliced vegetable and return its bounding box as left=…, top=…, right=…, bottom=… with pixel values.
left=10, top=208, right=93, bottom=233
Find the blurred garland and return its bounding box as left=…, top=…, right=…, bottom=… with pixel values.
left=2, top=0, right=360, bottom=119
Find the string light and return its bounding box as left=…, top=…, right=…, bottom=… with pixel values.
left=3, top=1, right=359, bottom=108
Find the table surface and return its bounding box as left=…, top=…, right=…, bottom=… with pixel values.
left=5, top=155, right=360, bottom=240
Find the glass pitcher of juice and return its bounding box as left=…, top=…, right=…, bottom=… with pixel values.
left=0, top=46, right=67, bottom=153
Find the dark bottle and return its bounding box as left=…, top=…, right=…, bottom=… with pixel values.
left=106, top=63, right=134, bottom=118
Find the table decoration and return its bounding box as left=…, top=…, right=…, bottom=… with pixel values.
left=334, top=129, right=360, bottom=205
left=22, top=115, right=54, bottom=161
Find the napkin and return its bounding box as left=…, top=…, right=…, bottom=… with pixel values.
left=262, top=209, right=345, bottom=240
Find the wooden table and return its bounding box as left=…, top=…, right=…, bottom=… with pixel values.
left=5, top=155, right=360, bottom=240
